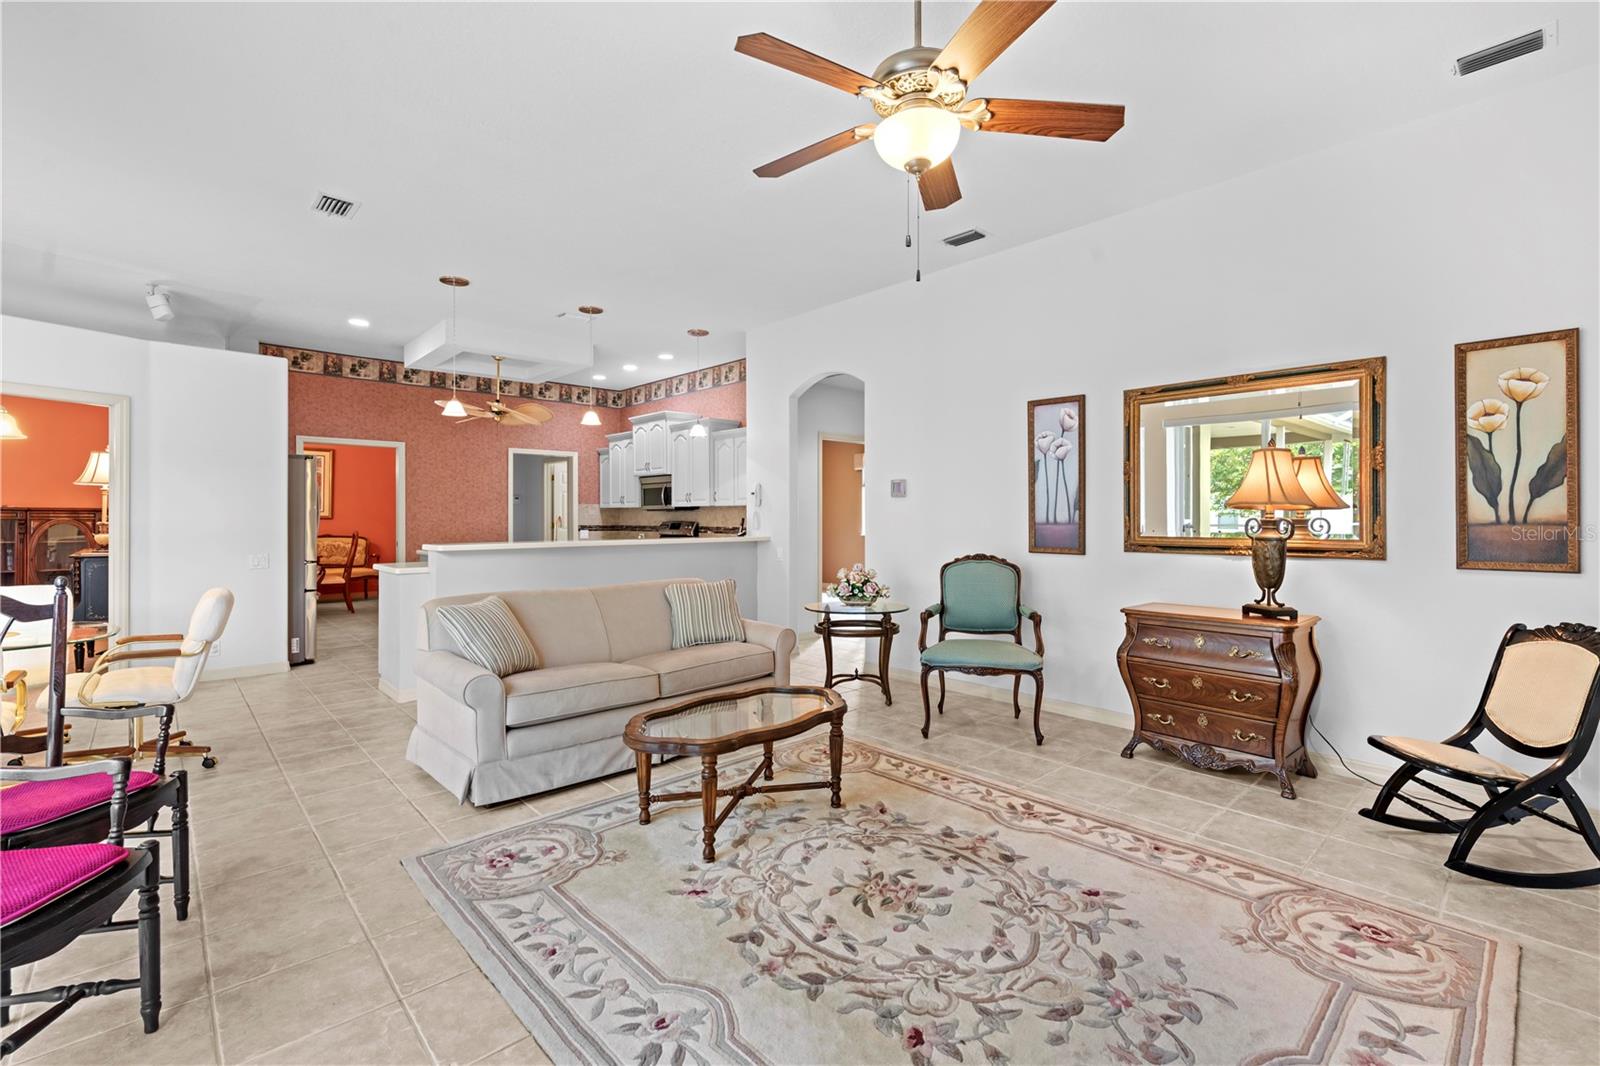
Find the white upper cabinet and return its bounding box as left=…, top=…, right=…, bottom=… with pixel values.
left=710, top=428, right=747, bottom=506
left=597, top=447, right=612, bottom=509
left=632, top=420, right=669, bottom=474
left=606, top=433, right=638, bottom=507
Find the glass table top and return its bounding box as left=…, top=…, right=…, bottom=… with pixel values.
left=804, top=599, right=909, bottom=615
left=638, top=690, right=834, bottom=741
left=2, top=623, right=119, bottom=652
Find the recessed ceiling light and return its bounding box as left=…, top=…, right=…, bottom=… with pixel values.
left=592, top=373, right=606, bottom=381
left=622, top=363, right=638, bottom=372
left=658, top=353, right=674, bottom=361
left=347, top=317, right=370, bottom=328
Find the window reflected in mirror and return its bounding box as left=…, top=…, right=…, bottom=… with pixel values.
left=1124, top=360, right=1385, bottom=559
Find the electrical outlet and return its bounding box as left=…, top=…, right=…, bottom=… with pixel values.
left=248, top=553, right=270, bottom=570
left=211, top=641, right=222, bottom=657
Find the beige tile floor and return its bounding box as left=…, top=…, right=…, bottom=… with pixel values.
left=5, top=600, right=1597, bottom=1063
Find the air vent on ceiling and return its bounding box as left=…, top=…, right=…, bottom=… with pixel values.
left=1454, top=27, right=1548, bottom=76
left=311, top=192, right=361, bottom=219
left=942, top=228, right=987, bottom=248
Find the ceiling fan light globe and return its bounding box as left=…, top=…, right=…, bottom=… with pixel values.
left=441, top=397, right=468, bottom=418
left=874, top=102, right=959, bottom=174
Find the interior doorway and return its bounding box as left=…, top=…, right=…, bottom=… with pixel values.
left=295, top=436, right=406, bottom=563
left=819, top=436, right=865, bottom=589
left=0, top=385, right=130, bottom=637
left=509, top=449, right=578, bottom=542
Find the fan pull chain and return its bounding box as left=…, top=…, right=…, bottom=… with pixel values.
left=904, top=174, right=912, bottom=248
left=915, top=182, right=922, bottom=283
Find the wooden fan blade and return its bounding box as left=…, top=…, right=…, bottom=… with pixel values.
left=754, top=126, right=872, bottom=178
left=981, top=99, right=1124, bottom=141
left=919, top=159, right=961, bottom=211
left=735, top=33, right=879, bottom=95
left=934, top=1, right=1054, bottom=83
left=503, top=405, right=552, bottom=426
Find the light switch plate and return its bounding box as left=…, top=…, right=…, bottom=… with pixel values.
left=248, top=554, right=269, bottom=570
left=889, top=479, right=908, bottom=498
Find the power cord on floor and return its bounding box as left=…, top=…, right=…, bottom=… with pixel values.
left=1305, top=708, right=1483, bottom=814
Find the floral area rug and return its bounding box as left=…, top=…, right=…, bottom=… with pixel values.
left=405, top=739, right=1516, bottom=1066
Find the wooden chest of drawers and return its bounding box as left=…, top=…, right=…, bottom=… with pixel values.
left=1117, top=602, right=1321, bottom=798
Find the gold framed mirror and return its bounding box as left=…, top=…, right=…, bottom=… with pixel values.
left=1123, top=358, right=1386, bottom=559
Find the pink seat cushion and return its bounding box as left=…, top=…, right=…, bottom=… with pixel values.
left=0, top=771, right=161, bottom=835
left=1, top=843, right=129, bottom=925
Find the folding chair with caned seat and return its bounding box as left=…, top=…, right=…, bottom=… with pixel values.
left=1360, top=621, right=1600, bottom=889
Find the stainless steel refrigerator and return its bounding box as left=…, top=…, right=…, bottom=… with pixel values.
left=288, top=454, right=321, bottom=664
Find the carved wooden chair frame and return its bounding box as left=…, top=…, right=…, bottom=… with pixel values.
left=1359, top=621, right=1600, bottom=889
left=918, top=553, right=1045, bottom=745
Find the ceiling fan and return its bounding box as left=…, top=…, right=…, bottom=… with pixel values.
left=434, top=355, right=555, bottom=427
left=735, top=0, right=1124, bottom=210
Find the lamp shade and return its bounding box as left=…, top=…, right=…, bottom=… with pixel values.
left=440, top=397, right=468, bottom=418
left=1292, top=454, right=1348, bottom=510
left=0, top=406, right=25, bottom=440
left=1225, top=447, right=1316, bottom=511
left=580, top=409, right=602, bottom=427
left=74, top=450, right=112, bottom=487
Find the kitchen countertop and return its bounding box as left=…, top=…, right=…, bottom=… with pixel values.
left=419, top=535, right=769, bottom=554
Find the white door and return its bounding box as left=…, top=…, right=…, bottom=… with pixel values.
left=648, top=421, right=669, bottom=473
left=546, top=462, right=569, bottom=540
left=597, top=448, right=611, bottom=509
left=632, top=425, right=653, bottom=474
left=691, top=432, right=712, bottom=506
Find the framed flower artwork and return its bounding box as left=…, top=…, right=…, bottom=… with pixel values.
left=1455, top=328, right=1579, bottom=572
left=1028, top=395, right=1084, bottom=554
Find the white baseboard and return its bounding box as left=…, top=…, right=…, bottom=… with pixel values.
left=204, top=660, right=289, bottom=681
left=886, top=666, right=1396, bottom=786
left=379, top=679, right=416, bottom=704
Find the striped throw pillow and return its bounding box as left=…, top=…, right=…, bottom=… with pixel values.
left=665, top=579, right=746, bottom=649
left=435, top=596, right=539, bottom=677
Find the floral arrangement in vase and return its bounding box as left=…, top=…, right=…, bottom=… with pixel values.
left=826, top=564, right=887, bottom=605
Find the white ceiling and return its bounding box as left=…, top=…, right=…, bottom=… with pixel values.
left=3, top=3, right=1593, bottom=386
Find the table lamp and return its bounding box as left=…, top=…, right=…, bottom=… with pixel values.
left=74, top=449, right=111, bottom=547
left=1224, top=446, right=1314, bottom=620
left=1288, top=453, right=1349, bottom=539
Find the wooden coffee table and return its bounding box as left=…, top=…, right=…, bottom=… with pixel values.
left=623, top=685, right=847, bottom=861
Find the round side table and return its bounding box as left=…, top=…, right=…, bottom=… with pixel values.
left=803, top=600, right=909, bottom=705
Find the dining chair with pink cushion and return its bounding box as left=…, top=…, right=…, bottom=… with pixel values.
left=0, top=757, right=162, bottom=1055
left=2, top=580, right=194, bottom=920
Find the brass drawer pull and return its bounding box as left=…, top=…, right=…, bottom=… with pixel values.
left=1227, top=646, right=1263, bottom=660
left=1141, top=676, right=1170, bottom=690
left=1140, top=636, right=1172, bottom=649
left=1232, top=729, right=1265, bottom=743
left=1227, top=689, right=1263, bottom=703
left=1193, top=634, right=1207, bottom=649
left=1149, top=713, right=1174, bottom=726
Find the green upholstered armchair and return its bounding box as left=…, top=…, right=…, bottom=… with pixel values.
left=918, top=554, right=1044, bottom=744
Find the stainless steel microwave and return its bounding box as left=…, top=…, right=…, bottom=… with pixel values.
left=640, top=476, right=673, bottom=510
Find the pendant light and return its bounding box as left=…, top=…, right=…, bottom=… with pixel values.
left=579, top=306, right=604, bottom=426
left=688, top=329, right=710, bottom=437
left=0, top=406, right=25, bottom=440
left=439, top=276, right=469, bottom=418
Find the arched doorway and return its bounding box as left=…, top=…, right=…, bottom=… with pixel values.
left=788, top=373, right=865, bottom=631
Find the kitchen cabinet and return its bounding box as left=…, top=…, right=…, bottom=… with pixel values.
left=606, top=433, right=640, bottom=507
left=669, top=419, right=740, bottom=508
left=597, top=448, right=611, bottom=510
left=633, top=420, right=668, bottom=474
left=710, top=428, right=748, bottom=506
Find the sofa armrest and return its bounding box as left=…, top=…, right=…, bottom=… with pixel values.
left=743, top=619, right=796, bottom=687
left=414, top=650, right=505, bottom=716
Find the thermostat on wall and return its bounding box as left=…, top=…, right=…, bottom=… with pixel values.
left=889, top=479, right=908, bottom=498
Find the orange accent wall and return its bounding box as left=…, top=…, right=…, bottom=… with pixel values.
left=302, top=441, right=398, bottom=565
left=820, top=440, right=865, bottom=586
left=0, top=395, right=109, bottom=509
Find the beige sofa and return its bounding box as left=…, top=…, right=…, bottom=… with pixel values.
left=406, top=578, right=796, bottom=806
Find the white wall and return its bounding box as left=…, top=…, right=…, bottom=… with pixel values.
left=3, top=315, right=288, bottom=675
left=790, top=378, right=865, bottom=629
left=747, top=66, right=1600, bottom=803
